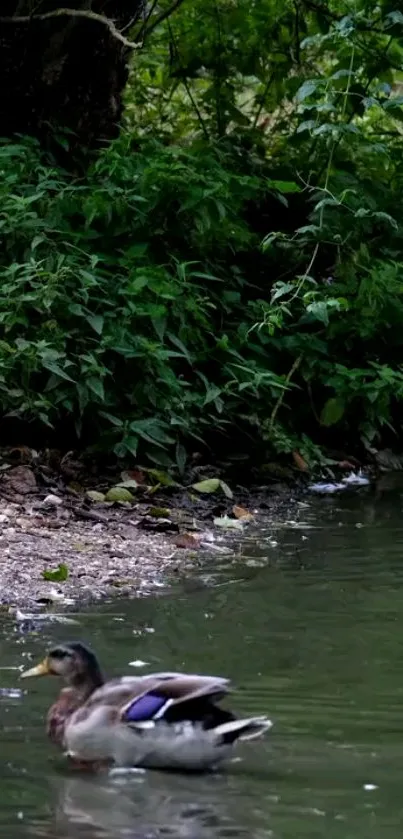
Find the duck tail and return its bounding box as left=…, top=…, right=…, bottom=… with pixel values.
left=214, top=716, right=273, bottom=745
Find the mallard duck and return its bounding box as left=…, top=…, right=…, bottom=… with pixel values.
left=22, top=641, right=272, bottom=772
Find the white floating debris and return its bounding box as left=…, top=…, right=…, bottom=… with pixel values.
left=0, top=688, right=23, bottom=699
left=14, top=609, right=78, bottom=625
left=310, top=471, right=370, bottom=494
left=309, top=482, right=346, bottom=494
left=109, top=767, right=146, bottom=777
left=363, top=783, right=378, bottom=791
left=128, top=659, right=149, bottom=668
left=342, top=471, right=370, bottom=487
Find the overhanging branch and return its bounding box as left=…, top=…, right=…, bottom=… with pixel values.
left=0, top=7, right=143, bottom=50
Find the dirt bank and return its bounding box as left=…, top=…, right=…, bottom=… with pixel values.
left=0, top=456, right=298, bottom=613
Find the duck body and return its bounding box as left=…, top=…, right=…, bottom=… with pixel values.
left=22, top=644, right=272, bottom=772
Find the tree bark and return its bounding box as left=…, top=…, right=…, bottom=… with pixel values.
left=0, top=2, right=144, bottom=158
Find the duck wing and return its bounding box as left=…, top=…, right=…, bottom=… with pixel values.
left=78, top=672, right=231, bottom=725
left=120, top=673, right=232, bottom=725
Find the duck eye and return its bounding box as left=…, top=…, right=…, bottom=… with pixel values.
left=51, top=648, right=69, bottom=660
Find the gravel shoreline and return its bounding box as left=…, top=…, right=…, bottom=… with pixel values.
left=0, top=503, right=183, bottom=611
left=0, top=461, right=300, bottom=613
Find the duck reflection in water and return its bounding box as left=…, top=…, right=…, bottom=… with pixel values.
left=46, top=771, right=251, bottom=839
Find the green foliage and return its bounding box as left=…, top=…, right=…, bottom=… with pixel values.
left=0, top=138, right=286, bottom=464
left=2, top=0, right=403, bottom=463
left=42, top=563, right=69, bottom=582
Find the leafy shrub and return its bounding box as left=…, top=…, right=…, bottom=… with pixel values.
left=2, top=0, right=403, bottom=466
left=0, top=137, right=287, bottom=466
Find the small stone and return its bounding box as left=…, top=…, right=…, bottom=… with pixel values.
left=41, top=494, right=63, bottom=507
left=0, top=515, right=9, bottom=525
left=4, top=466, right=37, bottom=495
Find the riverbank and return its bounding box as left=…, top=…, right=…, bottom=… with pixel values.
left=0, top=444, right=379, bottom=611
left=0, top=455, right=301, bottom=612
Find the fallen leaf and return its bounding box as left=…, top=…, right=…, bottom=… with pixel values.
left=233, top=505, right=254, bottom=521
left=42, top=563, right=69, bottom=582
left=148, top=507, right=172, bottom=518
left=292, top=450, right=309, bottom=471
left=115, top=480, right=138, bottom=490
left=219, top=480, right=233, bottom=499
left=213, top=516, right=244, bottom=531
left=338, top=460, right=358, bottom=470
left=174, top=533, right=201, bottom=549
left=192, top=478, right=221, bottom=493
left=121, top=469, right=146, bottom=485
left=144, top=469, right=180, bottom=487
left=66, top=481, right=84, bottom=495
left=86, top=490, right=106, bottom=502
left=105, top=487, right=135, bottom=503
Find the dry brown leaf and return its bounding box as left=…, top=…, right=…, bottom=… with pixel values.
left=173, top=533, right=201, bottom=549
left=232, top=505, right=254, bottom=521
left=292, top=450, right=309, bottom=471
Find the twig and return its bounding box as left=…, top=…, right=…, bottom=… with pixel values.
left=267, top=354, right=303, bottom=438
left=142, top=0, right=186, bottom=40
left=66, top=504, right=110, bottom=524
left=167, top=20, right=209, bottom=139
left=136, top=0, right=159, bottom=39
left=0, top=8, right=142, bottom=50
left=252, top=71, right=274, bottom=130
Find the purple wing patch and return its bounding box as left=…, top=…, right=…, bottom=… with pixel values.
left=123, top=692, right=167, bottom=722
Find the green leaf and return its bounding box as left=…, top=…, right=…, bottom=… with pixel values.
left=99, top=411, right=124, bottom=427
left=105, top=487, right=135, bottom=502
left=306, top=301, right=329, bottom=325
left=268, top=180, right=301, bottom=193
left=41, top=361, right=76, bottom=383
left=87, top=314, right=104, bottom=335
left=296, top=120, right=316, bottom=134
left=213, top=515, right=243, bottom=531
left=115, top=479, right=139, bottom=490
left=42, top=563, right=69, bottom=582
left=320, top=398, right=345, bottom=427
left=145, top=469, right=179, bottom=487
left=192, top=478, right=221, bottom=493
left=386, top=10, right=403, bottom=25
left=86, top=490, right=106, bottom=502
left=296, top=80, right=319, bottom=102
left=175, top=442, right=187, bottom=476
left=166, top=332, right=192, bottom=364
left=219, top=480, right=233, bottom=499
left=87, top=377, right=105, bottom=401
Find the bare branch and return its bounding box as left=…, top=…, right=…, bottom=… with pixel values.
left=0, top=7, right=143, bottom=50
left=142, top=0, right=186, bottom=41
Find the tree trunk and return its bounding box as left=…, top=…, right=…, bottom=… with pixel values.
left=0, top=2, right=144, bottom=158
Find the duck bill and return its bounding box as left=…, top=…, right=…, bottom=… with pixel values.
left=21, top=658, right=51, bottom=678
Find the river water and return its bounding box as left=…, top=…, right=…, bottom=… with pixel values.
left=1, top=485, right=403, bottom=838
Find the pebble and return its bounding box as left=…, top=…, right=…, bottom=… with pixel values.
left=41, top=494, right=63, bottom=507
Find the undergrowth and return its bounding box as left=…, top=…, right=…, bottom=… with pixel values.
left=1, top=1, right=403, bottom=469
